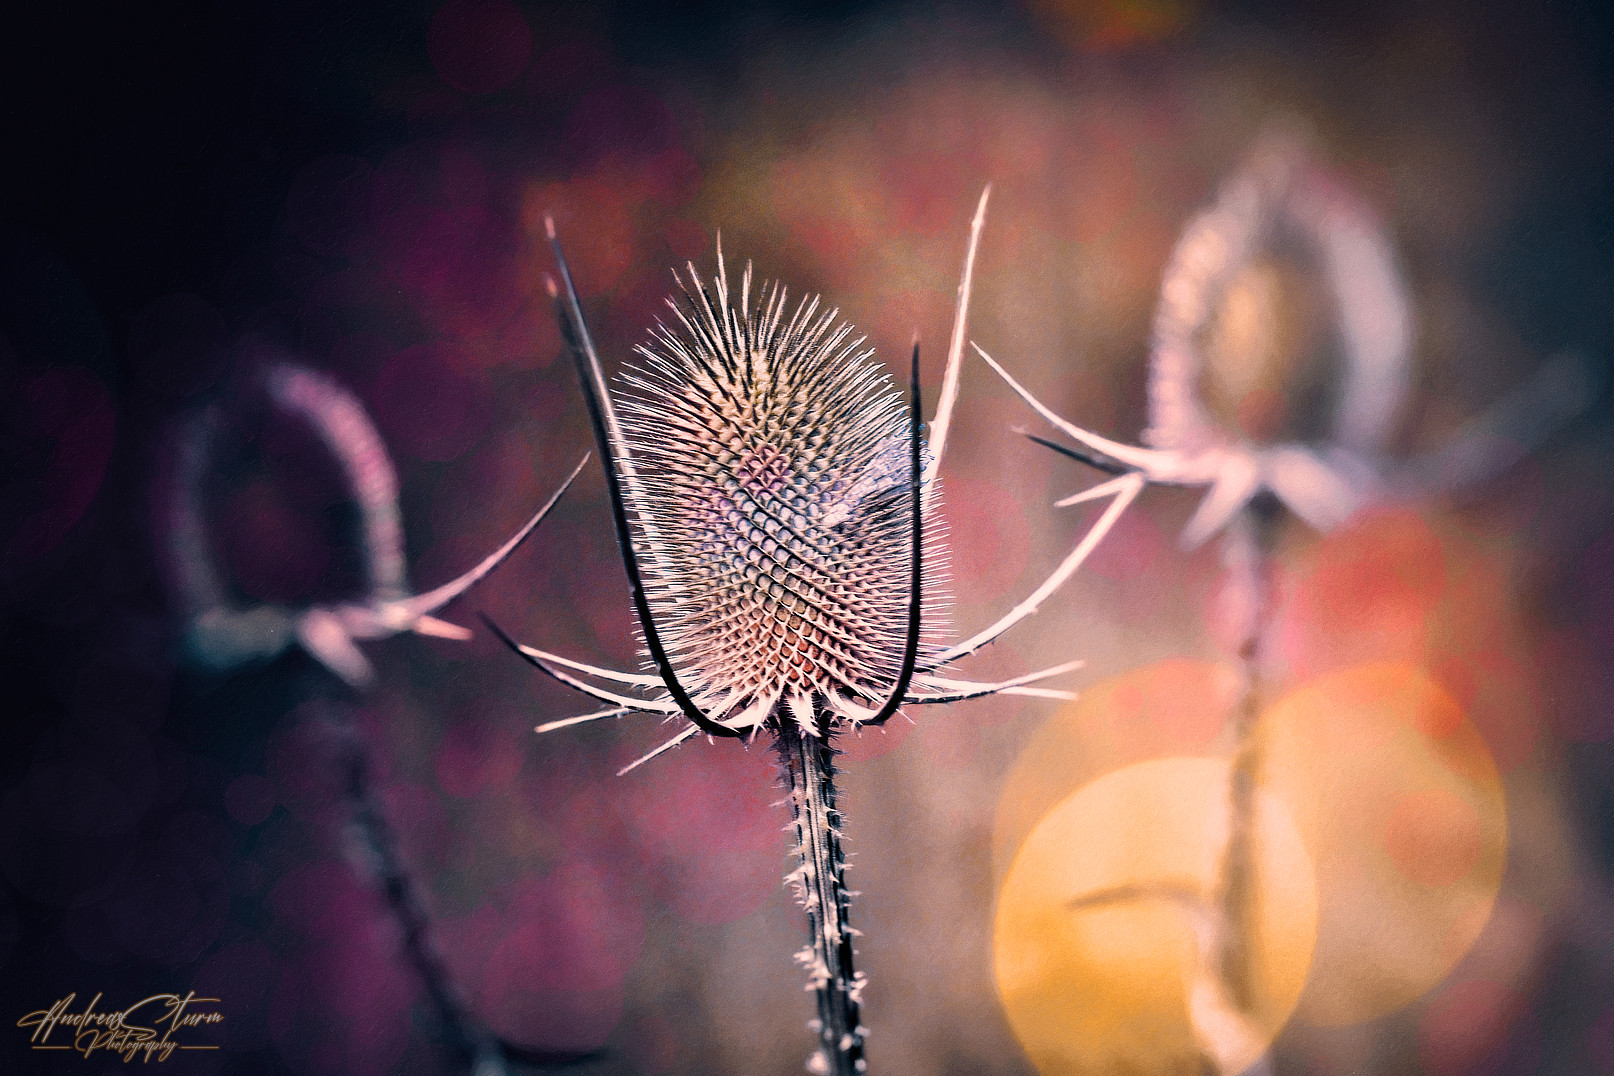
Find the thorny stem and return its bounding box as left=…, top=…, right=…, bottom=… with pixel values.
left=777, top=714, right=867, bottom=1076
left=1215, top=501, right=1280, bottom=1058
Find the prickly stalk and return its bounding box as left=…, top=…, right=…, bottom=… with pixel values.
left=778, top=717, right=866, bottom=1076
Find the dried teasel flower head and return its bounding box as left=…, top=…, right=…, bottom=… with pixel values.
left=494, top=194, right=1112, bottom=773
left=615, top=252, right=949, bottom=735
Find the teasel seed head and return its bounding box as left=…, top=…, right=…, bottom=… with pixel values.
left=614, top=252, right=949, bottom=736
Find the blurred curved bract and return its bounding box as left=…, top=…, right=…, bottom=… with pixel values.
left=164, top=361, right=585, bottom=687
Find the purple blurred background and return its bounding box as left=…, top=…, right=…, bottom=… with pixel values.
left=2, top=1, right=1614, bottom=1073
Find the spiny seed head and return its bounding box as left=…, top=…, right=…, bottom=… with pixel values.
left=616, top=253, right=947, bottom=733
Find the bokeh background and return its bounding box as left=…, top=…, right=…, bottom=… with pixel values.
left=3, top=0, right=1614, bottom=1073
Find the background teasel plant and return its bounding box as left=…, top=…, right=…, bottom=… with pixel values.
left=482, top=195, right=1139, bottom=1075
left=161, top=363, right=587, bottom=1075
left=984, top=129, right=1598, bottom=1074
left=981, top=136, right=1421, bottom=1071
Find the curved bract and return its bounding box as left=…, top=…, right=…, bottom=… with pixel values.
left=167, top=362, right=584, bottom=687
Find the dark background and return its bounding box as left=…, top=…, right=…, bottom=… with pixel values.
left=4, top=1, right=1614, bottom=1074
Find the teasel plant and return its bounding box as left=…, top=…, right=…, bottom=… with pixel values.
left=978, top=129, right=1600, bottom=1074
left=163, top=362, right=589, bottom=1075
left=481, top=189, right=1139, bottom=1076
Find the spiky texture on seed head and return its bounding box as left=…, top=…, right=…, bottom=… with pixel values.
left=616, top=254, right=947, bottom=734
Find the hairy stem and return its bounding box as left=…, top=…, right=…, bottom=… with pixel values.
left=777, top=716, right=866, bottom=1076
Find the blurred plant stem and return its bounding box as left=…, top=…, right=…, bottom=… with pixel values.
left=1214, top=501, right=1281, bottom=1071
left=326, top=699, right=506, bottom=1075
left=778, top=718, right=867, bottom=1076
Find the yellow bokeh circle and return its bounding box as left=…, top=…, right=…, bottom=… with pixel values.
left=993, top=757, right=1318, bottom=1075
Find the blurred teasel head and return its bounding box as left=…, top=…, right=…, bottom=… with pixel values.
left=979, top=126, right=1596, bottom=552
left=976, top=129, right=1413, bottom=548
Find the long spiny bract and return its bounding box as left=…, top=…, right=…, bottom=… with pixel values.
left=616, top=257, right=947, bottom=735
